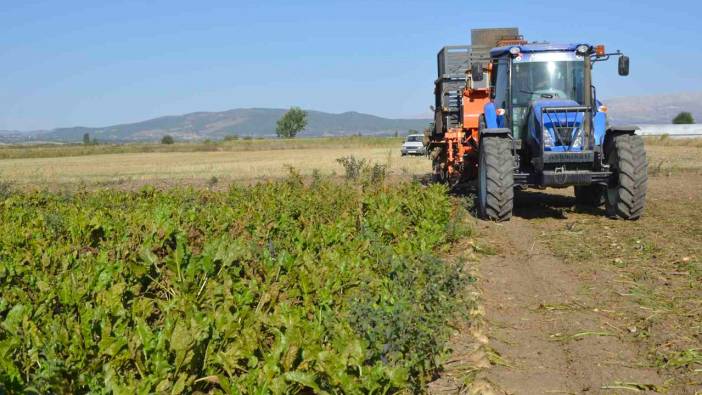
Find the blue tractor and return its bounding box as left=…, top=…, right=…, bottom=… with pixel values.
left=467, top=32, right=647, bottom=221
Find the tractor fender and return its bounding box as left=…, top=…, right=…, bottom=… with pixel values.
left=483, top=103, right=499, bottom=128
left=604, top=125, right=640, bottom=151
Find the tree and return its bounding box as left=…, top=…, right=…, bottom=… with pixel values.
left=673, top=112, right=695, bottom=124
left=161, top=135, right=175, bottom=144
left=276, top=107, right=307, bottom=138
left=83, top=133, right=91, bottom=145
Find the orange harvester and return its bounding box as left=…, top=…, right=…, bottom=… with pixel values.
left=428, top=28, right=524, bottom=183
left=442, top=76, right=490, bottom=180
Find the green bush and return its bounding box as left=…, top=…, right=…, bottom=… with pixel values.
left=336, top=156, right=367, bottom=181
left=161, top=135, right=175, bottom=144
left=276, top=107, right=307, bottom=139
left=672, top=112, right=695, bottom=124
left=0, top=177, right=468, bottom=393
left=0, top=180, right=11, bottom=200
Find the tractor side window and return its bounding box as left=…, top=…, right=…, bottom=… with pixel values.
left=490, top=60, right=499, bottom=99
left=493, top=58, right=510, bottom=112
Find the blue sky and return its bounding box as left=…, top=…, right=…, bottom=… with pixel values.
left=1, top=0, right=700, bottom=130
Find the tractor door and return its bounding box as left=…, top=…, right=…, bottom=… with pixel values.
left=490, top=57, right=512, bottom=133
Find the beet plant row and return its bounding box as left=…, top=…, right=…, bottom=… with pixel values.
left=0, top=177, right=470, bottom=393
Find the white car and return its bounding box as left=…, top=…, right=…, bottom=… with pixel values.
left=401, top=134, right=426, bottom=156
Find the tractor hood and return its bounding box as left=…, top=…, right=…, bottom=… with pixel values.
left=528, top=99, right=588, bottom=152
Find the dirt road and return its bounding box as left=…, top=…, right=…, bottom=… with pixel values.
left=479, top=211, right=662, bottom=394
left=432, top=173, right=702, bottom=394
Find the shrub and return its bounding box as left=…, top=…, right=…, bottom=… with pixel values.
left=0, top=179, right=12, bottom=199
left=161, top=135, right=175, bottom=144
left=369, top=163, right=387, bottom=185
left=673, top=112, right=695, bottom=124
left=336, top=156, right=387, bottom=185
left=336, top=156, right=367, bottom=180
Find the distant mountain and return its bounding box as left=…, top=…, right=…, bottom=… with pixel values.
left=4, top=92, right=699, bottom=144
left=0, top=130, right=26, bottom=144
left=606, top=91, right=702, bottom=125
left=1, top=109, right=432, bottom=143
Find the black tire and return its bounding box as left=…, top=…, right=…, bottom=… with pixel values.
left=432, top=159, right=447, bottom=183
left=431, top=147, right=448, bottom=183
left=478, top=136, right=514, bottom=221
left=605, top=134, right=648, bottom=220
left=574, top=185, right=605, bottom=206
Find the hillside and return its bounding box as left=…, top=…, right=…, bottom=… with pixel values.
left=606, top=91, right=702, bottom=124
left=3, top=91, right=700, bottom=144
left=1, top=109, right=431, bottom=143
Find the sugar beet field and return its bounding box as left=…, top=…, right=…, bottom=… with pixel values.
left=1, top=137, right=701, bottom=394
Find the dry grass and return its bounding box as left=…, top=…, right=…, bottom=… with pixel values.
left=0, top=145, right=430, bottom=188
left=2, top=136, right=698, bottom=190
left=644, top=136, right=702, bottom=148
left=645, top=144, right=702, bottom=175
left=0, top=136, right=403, bottom=160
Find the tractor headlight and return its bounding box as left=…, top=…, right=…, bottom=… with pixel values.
left=509, top=46, right=521, bottom=56
left=573, top=129, right=585, bottom=148
left=576, top=44, right=590, bottom=56
left=543, top=127, right=554, bottom=147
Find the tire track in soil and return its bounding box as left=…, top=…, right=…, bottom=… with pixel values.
left=475, top=216, right=663, bottom=395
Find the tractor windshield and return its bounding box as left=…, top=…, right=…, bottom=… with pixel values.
left=510, top=54, right=585, bottom=137
left=512, top=60, right=585, bottom=105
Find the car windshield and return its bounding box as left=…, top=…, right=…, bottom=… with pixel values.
left=405, top=135, right=422, bottom=142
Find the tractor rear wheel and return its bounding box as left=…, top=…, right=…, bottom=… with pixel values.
left=605, top=134, right=648, bottom=220
left=478, top=136, right=514, bottom=221
left=574, top=185, right=605, bottom=206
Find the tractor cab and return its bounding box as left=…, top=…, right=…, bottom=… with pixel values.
left=477, top=42, right=633, bottom=183
left=486, top=44, right=603, bottom=158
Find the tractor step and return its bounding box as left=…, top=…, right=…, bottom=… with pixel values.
left=515, top=171, right=611, bottom=187
left=542, top=170, right=610, bottom=187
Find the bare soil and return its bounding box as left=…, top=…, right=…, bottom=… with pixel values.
left=432, top=172, right=701, bottom=394
left=479, top=216, right=662, bottom=394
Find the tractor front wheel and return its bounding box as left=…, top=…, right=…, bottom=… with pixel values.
left=605, top=134, right=648, bottom=220
left=478, top=136, right=514, bottom=221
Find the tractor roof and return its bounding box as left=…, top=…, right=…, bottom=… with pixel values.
left=490, top=43, right=583, bottom=58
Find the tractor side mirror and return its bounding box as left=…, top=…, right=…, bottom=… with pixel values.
left=471, top=63, right=484, bottom=82
left=618, top=56, right=630, bottom=76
